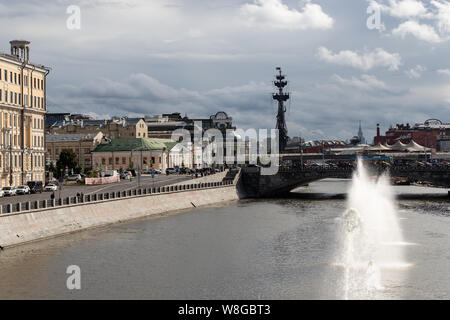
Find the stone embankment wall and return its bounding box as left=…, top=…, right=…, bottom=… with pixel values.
left=0, top=184, right=239, bottom=249
left=168, top=170, right=228, bottom=186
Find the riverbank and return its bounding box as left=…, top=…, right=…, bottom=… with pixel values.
left=0, top=182, right=239, bottom=249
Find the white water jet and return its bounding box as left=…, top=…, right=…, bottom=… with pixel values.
left=339, top=159, right=409, bottom=299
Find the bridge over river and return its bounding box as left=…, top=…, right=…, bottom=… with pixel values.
left=239, top=165, right=450, bottom=198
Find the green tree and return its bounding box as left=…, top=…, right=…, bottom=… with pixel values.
left=46, top=162, right=57, bottom=177
left=56, top=149, right=78, bottom=177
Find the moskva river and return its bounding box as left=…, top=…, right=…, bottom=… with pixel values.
left=0, top=179, right=448, bottom=299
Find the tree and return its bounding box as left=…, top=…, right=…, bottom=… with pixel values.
left=56, top=149, right=78, bottom=177
left=46, top=162, right=57, bottom=177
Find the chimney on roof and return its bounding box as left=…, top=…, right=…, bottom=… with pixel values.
left=376, top=124, right=380, bottom=137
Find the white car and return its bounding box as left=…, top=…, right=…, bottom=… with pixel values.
left=2, top=186, right=16, bottom=196
left=67, top=174, right=82, bottom=182
left=45, top=184, right=58, bottom=192
left=16, top=185, right=30, bottom=195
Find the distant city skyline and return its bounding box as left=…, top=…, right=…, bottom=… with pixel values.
left=1, top=0, right=449, bottom=141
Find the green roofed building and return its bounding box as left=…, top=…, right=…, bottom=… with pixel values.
left=91, top=138, right=192, bottom=172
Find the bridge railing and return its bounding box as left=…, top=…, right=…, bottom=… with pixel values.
left=0, top=179, right=237, bottom=215
left=276, top=167, right=354, bottom=173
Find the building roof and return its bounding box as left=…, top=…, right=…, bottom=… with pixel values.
left=123, top=118, right=144, bottom=125
left=92, top=138, right=177, bottom=152
left=0, top=51, right=49, bottom=71
left=46, top=132, right=102, bottom=142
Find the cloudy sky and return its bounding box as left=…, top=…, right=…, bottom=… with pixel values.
left=1, top=0, right=450, bottom=141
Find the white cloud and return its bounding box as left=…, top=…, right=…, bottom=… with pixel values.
left=240, top=0, right=334, bottom=30
left=405, top=65, right=427, bottom=79
left=437, top=68, right=450, bottom=75
left=331, top=74, right=388, bottom=91
left=392, top=20, right=443, bottom=42
left=432, top=0, right=450, bottom=35
left=316, top=47, right=402, bottom=71
left=376, top=0, right=429, bottom=18
left=373, top=0, right=450, bottom=42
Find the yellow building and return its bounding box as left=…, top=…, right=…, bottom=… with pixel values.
left=49, top=117, right=148, bottom=139
left=0, top=40, right=49, bottom=187
left=91, top=138, right=191, bottom=172
left=46, top=132, right=104, bottom=170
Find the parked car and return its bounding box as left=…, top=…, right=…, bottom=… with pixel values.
left=166, top=168, right=176, bottom=175
left=2, top=186, right=16, bottom=196
left=16, top=185, right=30, bottom=195
left=27, top=181, right=43, bottom=193
left=153, top=169, right=162, bottom=174
left=45, top=177, right=58, bottom=185
left=120, top=171, right=132, bottom=179
left=44, top=184, right=58, bottom=192
left=67, top=174, right=82, bottom=182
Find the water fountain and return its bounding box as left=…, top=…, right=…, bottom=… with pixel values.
left=339, top=159, right=409, bottom=299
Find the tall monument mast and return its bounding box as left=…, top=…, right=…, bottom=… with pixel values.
left=272, top=67, right=290, bottom=152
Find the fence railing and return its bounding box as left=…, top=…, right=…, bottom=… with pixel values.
left=0, top=179, right=235, bottom=216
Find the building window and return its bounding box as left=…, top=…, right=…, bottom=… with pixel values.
left=102, top=158, right=105, bottom=165
left=108, top=158, right=112, bottom=165
left=122, top=157, right=126, bottom=164
left=115, top=157, right=119, bottom=165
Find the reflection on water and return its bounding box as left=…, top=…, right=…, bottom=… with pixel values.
left=0, top=179, right=448, bottom=299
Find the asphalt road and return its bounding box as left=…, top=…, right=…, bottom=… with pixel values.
left=0, top=174, right=193, bottom=206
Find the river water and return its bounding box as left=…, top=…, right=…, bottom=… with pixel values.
left=0, top=179, right=448, bottom=300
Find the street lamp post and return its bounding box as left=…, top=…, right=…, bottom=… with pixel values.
left=299, top=136, right=303, bottom=170
left=322, top=141, right=325, bottom=163
left=131, top=147, right=144, bottom=187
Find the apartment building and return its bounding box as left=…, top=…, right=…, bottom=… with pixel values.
left=0, top=40, right=49, bottom=186
left=49, top=116, right=147, bottom=139
left=46, top=132, right=104, bottom=170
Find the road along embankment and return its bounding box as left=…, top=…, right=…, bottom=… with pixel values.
left=0, top=182, right=239, bottom=249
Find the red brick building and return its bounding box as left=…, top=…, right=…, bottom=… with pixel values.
left=374, top=119, right=450, bottom=151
